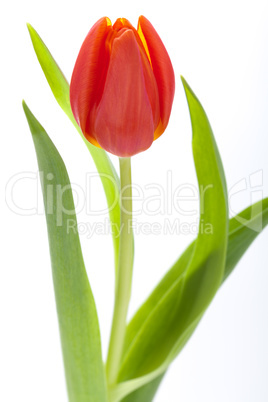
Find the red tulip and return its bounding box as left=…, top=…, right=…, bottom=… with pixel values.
left=70, top=16, right=175, bottom=157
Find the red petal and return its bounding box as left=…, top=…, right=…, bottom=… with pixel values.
left=94, top=29, right=154, bottom=157
left=113, top=18, right=160, bottom=130
left=139, top=47, right=160, bottom=130
left=70, top=17, right=111, bottom=145
left=138, top=16, right=175, bottom=139
left=113, top=18, right=134, bottom=31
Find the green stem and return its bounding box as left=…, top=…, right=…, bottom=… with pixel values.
left=106, top=157, right=134, bottom=387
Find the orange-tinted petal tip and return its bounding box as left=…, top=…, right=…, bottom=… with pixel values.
left=106, top=17, right=112, bottom=26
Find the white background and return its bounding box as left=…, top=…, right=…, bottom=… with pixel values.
left=1, top=0, right=268, bottom=401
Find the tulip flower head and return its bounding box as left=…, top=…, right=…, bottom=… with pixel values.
left=70, top=16, right=175, bottom=157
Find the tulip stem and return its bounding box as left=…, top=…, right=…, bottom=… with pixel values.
left=106, top=157, right=134, bottom=387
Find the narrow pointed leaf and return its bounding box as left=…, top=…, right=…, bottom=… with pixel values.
left=125, top=198, right=268, bottom=359
left=26, top=24, right=72, bottom=120
left=23, top=101, right=108, bottom=402
left=116, top=77, right=228, bottom=392
left=224, top=198, right=268, bottom=280
left=27, top=24, right=120, bottom=271
left=113, top=198, right=268, bottom=402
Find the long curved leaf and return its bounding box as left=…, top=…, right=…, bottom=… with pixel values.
left=115, top=77, right=228, bottom=396
left=27, top=24, right=120, bottom=271
left=114, top=197, right=268, bottom=402
left=125, top=198, right=268, bottom=361
left=23, top=101, right=108, bottom=402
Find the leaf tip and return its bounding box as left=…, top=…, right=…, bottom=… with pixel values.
left=26, top=23, right=39, bottom=44
left=180, top=75, right=186, bottom=86
left=22, top=101, right=38, bottom=133
left=22, top=100, right=32, bottom=125
left=180, top=76, right=197, bottom=103
left=26, top=23, right=34, bottom=35
left=22, top=99, right=29, bottom=114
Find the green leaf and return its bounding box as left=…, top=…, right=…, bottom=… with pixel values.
left=125, top=197, right=268, bottom=363
left=113, top=77, right=228, bottom=399
left=115, top=198, right=268, bottom=402
left=27, top=24, right=121, bottom=271
left=26, top=24, right=72, bottom=121
left=23, top=101, right=108, bottom=402
left=224, top=199, right=268, bottom=281
left=118, top=375, right=164, bottom=402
